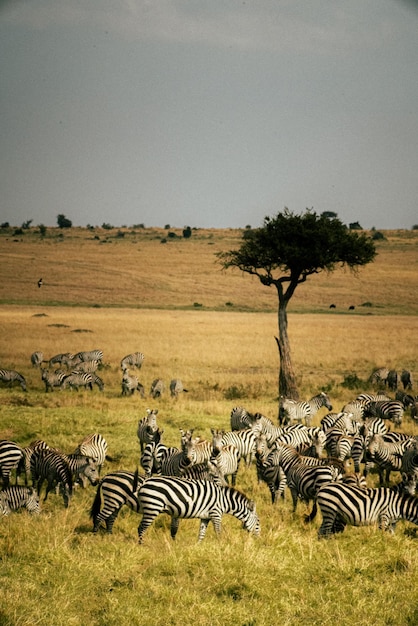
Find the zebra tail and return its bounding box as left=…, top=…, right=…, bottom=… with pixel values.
left=105, top=454, right=114, bottom=462
left=90, top=480, right=104, bottom=519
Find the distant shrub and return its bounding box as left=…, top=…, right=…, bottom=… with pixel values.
left=183, top=226, right=192, bottom=238
left=361, top=301, right=373, bottom=307
left=349, top=221, right=362, bottom=230
left=412, top=224, right=418, bottom=230
left=164, top=224, right=171, bottom=229
left=224, top=384, right=246, bottom=400
left=38, top=224, right=47, bottom=236
left=13, top=228, right=23, bottom=235
left=116, top=230, right=125, bottom=238
left=372, top=231, right=386, bottom=241
left=1, top=222, right=10, bottom=228
left=160, top=238, right=167, bottom=244
left=193, top=302, right=202, bottom=307
left=102, top=223, right=113, bottom=230
left=341, top=373, right=366, bottom=390
left=167, top=232, right=177, bottom=238
left=225, top=302, right=233, bottom=307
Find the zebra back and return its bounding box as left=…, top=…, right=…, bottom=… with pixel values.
left=0, top=485, right=41, bottom=514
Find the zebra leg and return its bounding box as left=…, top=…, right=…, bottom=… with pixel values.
left=138, top=513, right=158, bottom=544
left=318, top=511, right=337, bottom=538
left=198, top=518, right=211, bottom=542
left=304, top=500, right=318, bottom=524
left=170, top=517, right=180, bottom=539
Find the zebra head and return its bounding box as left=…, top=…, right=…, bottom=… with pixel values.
left=319, top=392, right=333, bottom=411
left=25, top=487, right=41, bottom=514
left=242, top=498, right=260, bottom=537
left=211, top=429, right=225, bottom=454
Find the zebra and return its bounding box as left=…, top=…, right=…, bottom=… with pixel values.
left=324, top=430, right=365, bottom=474
left=140, top=435, right=178, bottom=476
left=387, top=370, right=398, bottom=391
left=279, top=392, right=332, bottom=427
left=0, top=485, right=41, bottom=515
left=356, top=392, right=391, bottom=408
left=73, top=433, right=109, bottom=475
left=150, top=378, right=165, bottom=398
left=169, top=379, right=188, bottom=398
left=411, top=401, right=418, bottom=422
left=157, top=432, right=199, bottom=476
left=365, top=434, right=414, bottom=485
left=41, top=368, right=67, bottom=392
left=72, top=359, right=102, bottom=374
left=286, top=462, right=342, bottom=518
left=136, top=476, right=260, bottom=543
left=120, top=352, right=145, bottom=372
left=401, top=370, right=413, bottom=390
left=137, top=409, right=159, bottom=453
left=212, top=428, right=260, bottom=467
left=400, top=445, right=418, bottom=478
left=255, top=434, right=287, bottom=503
left=49, top=353, right=74, bottom=368
left=395, top=390, right=415, bottom=409
left=90, top=470, right=146, bottom=534
left=368, top=367, right=390, bottom=387
left=316, top=482, right=418, bottom=538
left=0, top=369, right=27, bottom=391
left=0, top=441, right=24, bottom=487
left=180, top=460, right=227, bottom=486
left=16, top=440, right=50, bottom=485
left=30, top=351, right=44, bottom=368
left=30, top=448, right=73, bottom=507
left=62, top=454, right=99, bottom=488
left=230, top=406, right=252, bottom=431
left=340, top=401, right=366, bottom=422
left=121, top=372, right=145, bottom=397
left=210, top=429, right=240, bottom=485
left=321, top=411, right=359, bottom=435
left=365, top=400, right=405, bottom=427
left=180, top=430, right=212, bottom=465
left=74, top=350, right=104, bottom=364
left=60, top=372, right=94, bottom=391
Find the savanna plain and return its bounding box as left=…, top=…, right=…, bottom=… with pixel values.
left=0, top=226, right=418, bottom=626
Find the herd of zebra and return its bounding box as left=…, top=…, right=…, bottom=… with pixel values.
left=2, top=358, right=418, bottom=542
left=0, top=349, right=188, bottom=398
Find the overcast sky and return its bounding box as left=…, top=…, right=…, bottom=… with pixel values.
left=1, top=0, right=417, bottom=230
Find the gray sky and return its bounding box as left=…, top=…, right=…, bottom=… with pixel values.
left=1, top=0, right=417, bottom=230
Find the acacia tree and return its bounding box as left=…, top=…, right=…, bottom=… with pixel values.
left=217, top=209, right=376, bottom=399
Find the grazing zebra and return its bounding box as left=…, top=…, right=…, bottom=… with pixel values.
left=387, top=370, right=398, bottom=391
left=395, top=390, right=415, bottom=409
left=74, top=350, right=104, bottom=364
left=150, top=378, right=165, bottom=399
left=121, top=372, right=145, bottom=397
left=317, top=483, right=418, bottom=538
left=136, top=476, right=260, bottom=543
left=279, top=392, right=332, bottom=427
left=401, top=370, right=413, bottom=390
left=0, top=369, right=27, bottom=391
left=120, top=352, right=145, bottom=372
left=16, top=439, right=50, bottom=485
left=30, top=351, right=44, bottom=368
left=61, top=372, right=94, bottom=391
left=365, top=400, right=404, bottom=427
left=324, top=430, right=365, bottom=473
left=365, top=434, right=414, bottom=485
left=255, top=434, right=287, bottom=503
left=49, top=353, right=74, bottom=368
left=0, top=485, right=41, bottom=515
left=41, top=368, right=67, bottom=392
left=400, top=446, right=418, bottom=478
left=30, top=448, right=73, bottom=507
left=72, top=359, right=101, bottom=374
left=62, top=454, right=99, bottom=488
left=170, top=379, right=188, bottom=398
left=342, top=473, right=368, bottom=489
left=368, top=367, right=390, bottom=387
left=180, top=460, right=227, bottom=486
left=320, top=411, right=359, bottom=436
left=340, top=401, right=366, bottom=422
left=90, top=470, right=146, bottom=534
left=356, top=392, right=391, bottom=408
left=137, top=409, right=159, bottom=453
left=74, top=433, right=109, bottom=475
left=0, top=441, right=24, bottom=487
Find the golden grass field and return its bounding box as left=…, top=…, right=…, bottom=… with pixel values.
left=0, top=226, right=418, bottom=625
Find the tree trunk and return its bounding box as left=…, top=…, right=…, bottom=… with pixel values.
left=275, top=294, right=299, bottom=400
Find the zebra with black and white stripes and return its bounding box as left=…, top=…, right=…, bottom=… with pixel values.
left=74, top=350, right=104, bottom=364
left=365, top=400, right=405, bottom=428
left=0, top=369, right=27, bottom=391
left=72, top=359, right=102, bottom=374
left=30, top=351, right=44, bottom=368
left=74, top=433, right=109, bottom=475
left=210, top=429, right=241, bottom=486
left=30, top=448, right=73, bottom=507
left=0, top=485, right=41, bottom=515
left=49, top=353, right=74, bottom=368
left=169, top=379, right=188, bottom=398
left=140, top=436, right=178, bottom=476
left=137, top=409, right=159, bottom=453
left=279, top=392, right=332, bottom=427
left=401, top=370, right=413, bottom=390
left=120, top=352, right=145, bottom=372
left=212, top=428, right=260, bottom=467
left=41, top=368, right=67, bottom=392
left=368, top=367, right=390, bottom=387
left=136, top=476, right=260, bottom=543
left=61, top=372, right=94, bottom=391
left=230, top=406, right=256, bottom=431
left=365, top=434, right=414, bottom=485
left=286, top=462, right=342, bottom=517
left=62, top=454, right=99, bottom=488
left=121, top=372, right=145, bottom=397
left=0, top=441, right=24, bottom=487
left=150, top=378, right=165, bottom=399
left=90, top=470, right=146, bottom=534
left=317, top=482, right=418, bottom=538
left=255, top=434, right=287, bottom=503
left=16, top=440, right=50, bottom=485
